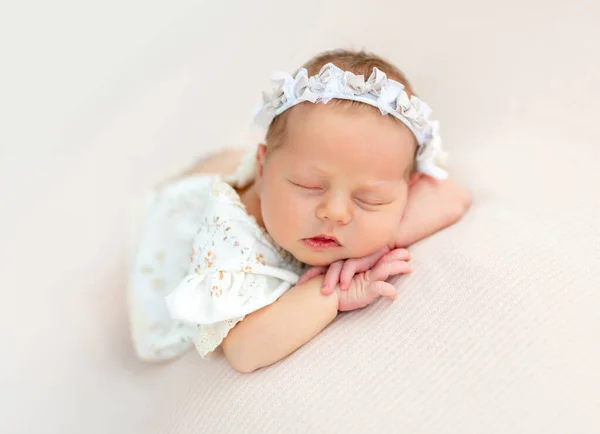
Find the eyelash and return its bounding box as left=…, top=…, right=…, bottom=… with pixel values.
left=355, top=198, right=387, bottom=207
left=289, top=181, right=322, bottom=190
left=289, top=180, right=390, bottom=207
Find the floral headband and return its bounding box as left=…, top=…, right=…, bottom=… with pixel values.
left=252, top=62, right=448, bottom=180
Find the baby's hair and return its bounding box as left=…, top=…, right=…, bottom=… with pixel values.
left=265, top=49, right=419, bottom=174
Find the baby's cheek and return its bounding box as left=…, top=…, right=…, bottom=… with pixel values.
left=356, top=213, right=398, bottom=250
left=263, top=190, right=306, bottom=240
left=283, top=198, right=312, bottom=230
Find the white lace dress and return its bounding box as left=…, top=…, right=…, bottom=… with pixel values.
left=127, top=161, right=306, bottom=361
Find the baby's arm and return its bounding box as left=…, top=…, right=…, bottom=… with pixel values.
left=221, top=275, right=338, bottom=373
left=222, top=252, right=406, bottom=372
left=393, top=177, right=472, bottom=247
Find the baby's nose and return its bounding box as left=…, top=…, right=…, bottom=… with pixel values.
left=316, top=194, right=352, bottom=225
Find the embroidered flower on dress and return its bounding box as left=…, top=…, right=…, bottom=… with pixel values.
left=210, top=285, right=223, bottom=297
left=204, top=251, right=216, bottom=268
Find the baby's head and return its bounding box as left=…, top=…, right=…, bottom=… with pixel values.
left=250, top=49, right=443, bottom=266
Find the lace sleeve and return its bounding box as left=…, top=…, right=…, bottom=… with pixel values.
left=193, top=317, right=244, bottom=358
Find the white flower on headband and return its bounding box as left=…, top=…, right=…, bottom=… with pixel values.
left=366, top=68, right=387, bottom=96
left=344, top=72, right=367, bottom=94
left=262, top=89, right=286, bottom=110
left=252, top=62, right=448, bottom=180
left=294, top=74, right=318, bottom=103
left=396, top=93, right=430, bottom=131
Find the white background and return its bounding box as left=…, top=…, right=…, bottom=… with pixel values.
left=1, top=0, right=599, bottom=433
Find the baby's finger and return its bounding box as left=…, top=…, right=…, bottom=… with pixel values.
left=297, top=266, right=326, bottom=286
left=380, top=248, right=411, bottom=263
left=322, top=260, right=344, bottom=295
left=369, top=281, right=398, bottom=300
left=339, top=247, right=389, bottom=290
left=369, top=259, right=412, bottom=282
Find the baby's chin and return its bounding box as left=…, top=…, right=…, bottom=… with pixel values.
left=287, top=247, right=343, bottom=267
left=290, top=242, right=387, bottom=267
left=290, top=245, right=353, bottom=267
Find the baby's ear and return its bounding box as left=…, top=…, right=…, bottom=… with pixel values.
left=255, top=144, right=268, bottom=180
left=409, top=171, right=422, bottom=186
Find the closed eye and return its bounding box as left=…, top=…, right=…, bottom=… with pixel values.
left=355, top=197, right=392, bottom=207
left=289, top=180, right=323, bottom=190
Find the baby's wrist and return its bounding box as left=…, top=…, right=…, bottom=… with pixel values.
left=317, top=276, right=341, bottom=310
left=301, top=274, right=341, bottom=309
left=329, top=281, right=341, bottom=310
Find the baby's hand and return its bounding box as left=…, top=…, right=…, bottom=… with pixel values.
left=297, top=247, right=411, bottom=295
left=336, top=250, right=412, bottom=311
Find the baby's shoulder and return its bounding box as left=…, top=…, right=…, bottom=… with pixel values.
left=187, top=175, right=260, bottom=243
left=152, top=173, right=251, bottom=240
left=157, top=173, right=241, bottom=207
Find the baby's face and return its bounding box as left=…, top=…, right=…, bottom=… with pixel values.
left=257, top=103, right=417, bottom=266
